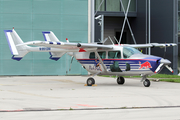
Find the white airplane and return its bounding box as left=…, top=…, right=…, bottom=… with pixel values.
left=4, top=28, right=176, bottom=87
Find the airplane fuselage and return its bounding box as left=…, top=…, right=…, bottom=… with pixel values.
left=72, top=46, right=168, bottom=76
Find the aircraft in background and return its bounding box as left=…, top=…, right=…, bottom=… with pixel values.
left=4, top=28, right=176, bottom=87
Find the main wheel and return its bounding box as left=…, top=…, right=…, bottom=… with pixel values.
left=143, top=79, right=151, bottom=87
left=87, top=77, right=95, bottom=86
left=117, top=77, right=125, bottom=85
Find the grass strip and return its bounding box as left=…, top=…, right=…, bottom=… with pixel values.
left=159, top=78, right=180, bottom=83
left=99, top=74, right=180, bottom=83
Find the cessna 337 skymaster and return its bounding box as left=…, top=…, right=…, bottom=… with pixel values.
left=4, top=28, right=177, bottom=87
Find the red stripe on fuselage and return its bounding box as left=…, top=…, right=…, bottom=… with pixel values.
left=77, top=59, right=157, bottom=61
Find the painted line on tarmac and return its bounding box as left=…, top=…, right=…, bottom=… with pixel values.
left=1, top=105, right=180, bottom=112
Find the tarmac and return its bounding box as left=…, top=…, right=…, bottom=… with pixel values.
left=0, top=76, right=180, bottom=120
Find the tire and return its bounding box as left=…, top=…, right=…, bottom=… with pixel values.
left=143, top=79, right=151, bottom=87
left=87, top=77, right=95, bottom=86
left=117, top=77, right=125, bottom=85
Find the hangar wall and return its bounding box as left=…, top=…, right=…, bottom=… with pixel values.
left=94, top=0, right=178, bottom=74
left=131, top=0, right=178, bottom=74
left=0, top=0, right=88, bottom=75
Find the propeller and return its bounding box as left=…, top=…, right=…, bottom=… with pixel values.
left=154, top=58, right=173, bottom=73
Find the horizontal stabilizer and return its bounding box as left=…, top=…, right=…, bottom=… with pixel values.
left=49, top=52, right=66, bottom=61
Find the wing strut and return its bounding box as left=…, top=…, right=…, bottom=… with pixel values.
left=94, top=51, right=107, bottom=72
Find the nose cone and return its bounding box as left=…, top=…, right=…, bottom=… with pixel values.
left=160, top=58, right=171, bottom=65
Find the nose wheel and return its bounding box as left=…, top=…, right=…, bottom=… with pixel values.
left=87, top=77, right=95, bottom=86
left=143, top=79, right=151, bottom=87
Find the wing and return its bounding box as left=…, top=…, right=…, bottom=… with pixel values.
left=123, top=43, right=177, bottom=48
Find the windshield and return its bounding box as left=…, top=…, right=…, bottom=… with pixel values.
left=123, top=47, right=142, bottom=58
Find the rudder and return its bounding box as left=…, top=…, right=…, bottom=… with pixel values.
left=42, top=31, right=66, bottom=61
left=4, top=29, right=29, bottom=61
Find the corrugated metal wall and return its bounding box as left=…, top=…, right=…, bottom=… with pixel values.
left=0, top=0, right=88, bottom=75
left=103, top=17, right=133, bottom=45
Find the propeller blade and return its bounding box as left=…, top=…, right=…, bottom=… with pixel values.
left=154, top=63, right=164, bottom=73
left=165, top=65, right=174, bottom=73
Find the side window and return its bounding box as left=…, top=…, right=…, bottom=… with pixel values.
left=98, top=51, right=106, bottom=59
left=89, top=51, right=106, bottom=59
left=108, top=51, right=121, bottom=59
left=89, top=52, right=95, bottom=59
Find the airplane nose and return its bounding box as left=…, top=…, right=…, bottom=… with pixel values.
left=155, top=58, right=173, bottom=73
left=160, top=58, right=171, bottom=65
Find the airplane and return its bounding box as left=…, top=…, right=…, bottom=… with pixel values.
left=4, top=28, right=177, bottom=87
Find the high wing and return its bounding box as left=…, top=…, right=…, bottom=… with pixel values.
left=18, top=40, right=176, bottom=51
left=123, top=43, right=176, bottom=48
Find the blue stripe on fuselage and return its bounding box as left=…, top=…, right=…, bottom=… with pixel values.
left=77, top=58, right=160, bottom=72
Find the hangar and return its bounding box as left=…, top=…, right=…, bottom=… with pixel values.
left=0, top=0, right=179, bottom=75
left=91, top=0, right=178, bottom=74
left=0, top=0, right=88, bottom=75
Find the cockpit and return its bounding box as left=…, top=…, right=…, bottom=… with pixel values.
left=123, top=47, right=142, bottom=58
left=89, top=46, right=142, bottom=59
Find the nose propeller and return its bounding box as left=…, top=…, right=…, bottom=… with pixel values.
left=154, top=58, right=173, bottom=73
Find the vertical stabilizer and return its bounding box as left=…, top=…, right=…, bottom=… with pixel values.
left=42, top=31, right=60, bottom=42
left=4, top=29, right=29, bottom=61
left=42, top=31, right=66, bottom=61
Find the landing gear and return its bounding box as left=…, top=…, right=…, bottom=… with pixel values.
left=117, top=76, right=125, bottom=85
left=141, top=75, right=151, bottom=87
left=87, top=77, right=95, bottom=86
left=143, top=79, right=151, bottom=87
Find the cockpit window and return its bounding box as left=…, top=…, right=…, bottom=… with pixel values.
left=123, top=47, right=142, bottom=58
left=108, top=51, right=121, bottom=59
